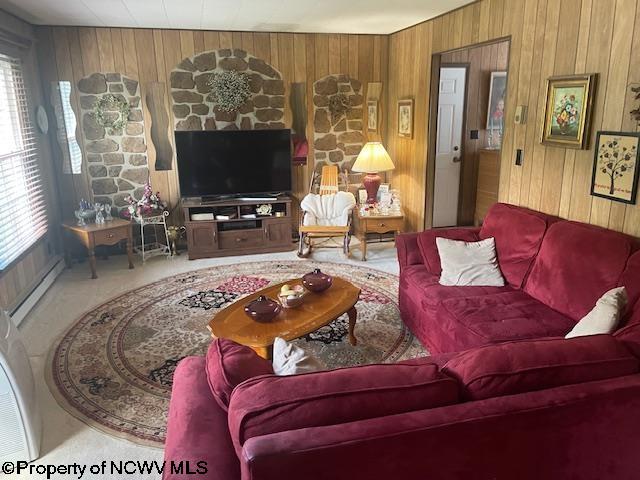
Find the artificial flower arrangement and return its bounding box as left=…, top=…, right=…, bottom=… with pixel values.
left=553, top=94, right=579, bottom=133
left=121, top=181, right=167, bottom=219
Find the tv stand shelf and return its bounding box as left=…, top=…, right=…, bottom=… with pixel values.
left=182, top=196, right=293, bottom=259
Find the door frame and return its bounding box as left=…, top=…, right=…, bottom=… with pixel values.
left=433, top=62, right=469, bottom=227
left=424, top=36, right=512, bottom=230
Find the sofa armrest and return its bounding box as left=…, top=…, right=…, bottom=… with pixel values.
left=241, top=375, right=640, bottom=480
left=417, top=227, right=481, bottom=274
left=396, top=233, right=423, bottom=270
left=163, top=357, right=239, bottom=480
left=227, top=363, right=458, bottom=455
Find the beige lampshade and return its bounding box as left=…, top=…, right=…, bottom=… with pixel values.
left=352, top=142, right=395, bottom=173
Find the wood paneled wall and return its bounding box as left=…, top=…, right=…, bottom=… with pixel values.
left=441, top=39, right=509, bottom=225
left=0, top=11, right=61, bottom=312
left=387, top=0, right=640, bottom=237
left=35, top=26, right=388, bottom=223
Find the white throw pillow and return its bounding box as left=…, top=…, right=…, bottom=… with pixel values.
left=436, top=237, right=505, bottom=287
left=272, top=337, right=324, bottom=375
left=565, top=287, right=628, bottom=339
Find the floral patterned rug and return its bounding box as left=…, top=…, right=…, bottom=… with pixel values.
left=47, top=261, right=425, bottom=447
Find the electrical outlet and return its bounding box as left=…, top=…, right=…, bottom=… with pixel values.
left=515, top=149, right=523, bottom=166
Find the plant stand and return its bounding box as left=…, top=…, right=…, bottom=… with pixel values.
left=133, top=211, right=171, bottom=263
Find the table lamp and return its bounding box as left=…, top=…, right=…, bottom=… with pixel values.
left=352, top=142, right=395, bottom=204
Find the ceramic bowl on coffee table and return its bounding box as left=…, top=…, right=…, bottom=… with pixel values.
left=302, top=268, right=333, bottom=293
left=244, top=295, right=282, bottom=322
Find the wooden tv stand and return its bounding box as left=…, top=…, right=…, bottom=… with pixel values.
left=182, top=196, right=294, bottom=259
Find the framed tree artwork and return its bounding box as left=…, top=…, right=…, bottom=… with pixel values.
left=541, top=74, right=597, bottom=149
left=590, top=131, right=640, bottom=204
left=397, top=99, right=414, bottom=138
left=367, top=100, right=378, bottom=132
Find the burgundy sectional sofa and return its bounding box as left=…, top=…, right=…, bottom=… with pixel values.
left=164, top=203, right=640, bottom=480
left=398, top=202, right=640, bottom=353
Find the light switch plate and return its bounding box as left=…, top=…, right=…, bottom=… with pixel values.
left=514, top=105, right=527, bottom=124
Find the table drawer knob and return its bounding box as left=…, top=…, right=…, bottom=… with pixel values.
left=107, top=233, right=114, bottom=238
left=378, top=223, right=385, bottom=227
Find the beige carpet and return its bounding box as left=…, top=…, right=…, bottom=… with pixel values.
left=46, top=258, right=424, bottom=447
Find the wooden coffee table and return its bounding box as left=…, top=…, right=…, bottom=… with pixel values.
left=207, top=277, right=360, bottom=359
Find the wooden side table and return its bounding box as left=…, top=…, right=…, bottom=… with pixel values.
left=62, top=218, right=134, bottom=279
left=353, top=210, right=404, bottom=261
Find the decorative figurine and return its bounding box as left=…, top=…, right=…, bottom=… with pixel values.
left=75, top=209, right=86, bottom=226
left=166, top=225, right=186, bottom=256
left=104, top=204, right=114, bottom=222
left=95, top=203, right=105, bottom=224
left=75, top=198, right=96, bottom=226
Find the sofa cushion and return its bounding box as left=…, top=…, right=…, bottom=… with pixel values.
left=565, top=287, right=628, bottom=339
left=401, top=264, right=512, bottom=309
left=272, top=337, right=323, bottom=375
left=524, top=221, right=634, bottom=321
left=443, top=335, right=639, bottom=400
left=479, top=203, right=556, bottom=287
left=437, top=290, right=575, bottom=345
left=620, top=250, right=640, bottom=315
left=205, top=338, right=274, bottom=411
left=437, top=237, right=505, bottom=287
left=228, top=363, right=459, bottom=453
left=615, top=308, right=640, bottom=357
left=417, top=227, right=480, bottom=274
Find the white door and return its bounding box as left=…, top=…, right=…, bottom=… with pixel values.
left=433, top=67, right=466, bottom=228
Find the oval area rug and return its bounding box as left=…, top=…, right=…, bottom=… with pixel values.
left=47, top=260, right=426, bottom=447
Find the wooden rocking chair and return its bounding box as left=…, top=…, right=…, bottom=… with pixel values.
left=297, top=165, right=356, bottom=258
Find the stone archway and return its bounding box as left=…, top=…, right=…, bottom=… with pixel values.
left=312, top=74, right=364, bottom=173
left=169, top=49, right=285, bottom=131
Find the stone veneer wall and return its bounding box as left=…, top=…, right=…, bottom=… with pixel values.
left=77, top=73, right=149, bottom=209
left=170, top=49, right=285, bottom=130
left=313, top=75, right=364, bottom=174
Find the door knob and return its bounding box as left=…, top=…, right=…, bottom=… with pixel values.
left=452, top=157, right=462, bottom=163
left=453, top=146, right=459, bottom=151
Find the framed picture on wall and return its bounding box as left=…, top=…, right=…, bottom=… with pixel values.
left=367, top=100, right=378, bottom=132
left=590, top=131, right=640, bottom=204
left=541, top=74, right=597, bottom=149
left=486, top=71, right=507, bottom=130
left=398, top=99, right=414, bottom=138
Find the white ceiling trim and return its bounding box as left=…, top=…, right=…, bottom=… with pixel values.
left=2, top=0, right=475, bottom=35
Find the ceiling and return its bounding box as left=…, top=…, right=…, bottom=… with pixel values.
left=2, top=0, right=475, bottom=35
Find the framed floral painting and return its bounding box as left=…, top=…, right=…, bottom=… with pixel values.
left=590, top=131, right=640, bottom=204
left=398, top=99, right=413, bottom=138
left=541, top=74, right=597, bottom=149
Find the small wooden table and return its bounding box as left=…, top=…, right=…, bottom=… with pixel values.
left=208, top=277, right=360, bottom=359
left=62, top=219, right=134, bottom=279
left=353, top=210, right=404, bottom=261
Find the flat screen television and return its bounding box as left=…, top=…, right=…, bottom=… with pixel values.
left=175, top=129, right=292, bottom=198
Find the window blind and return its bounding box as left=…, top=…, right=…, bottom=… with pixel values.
left=0, top=53, right=47, bottom=270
